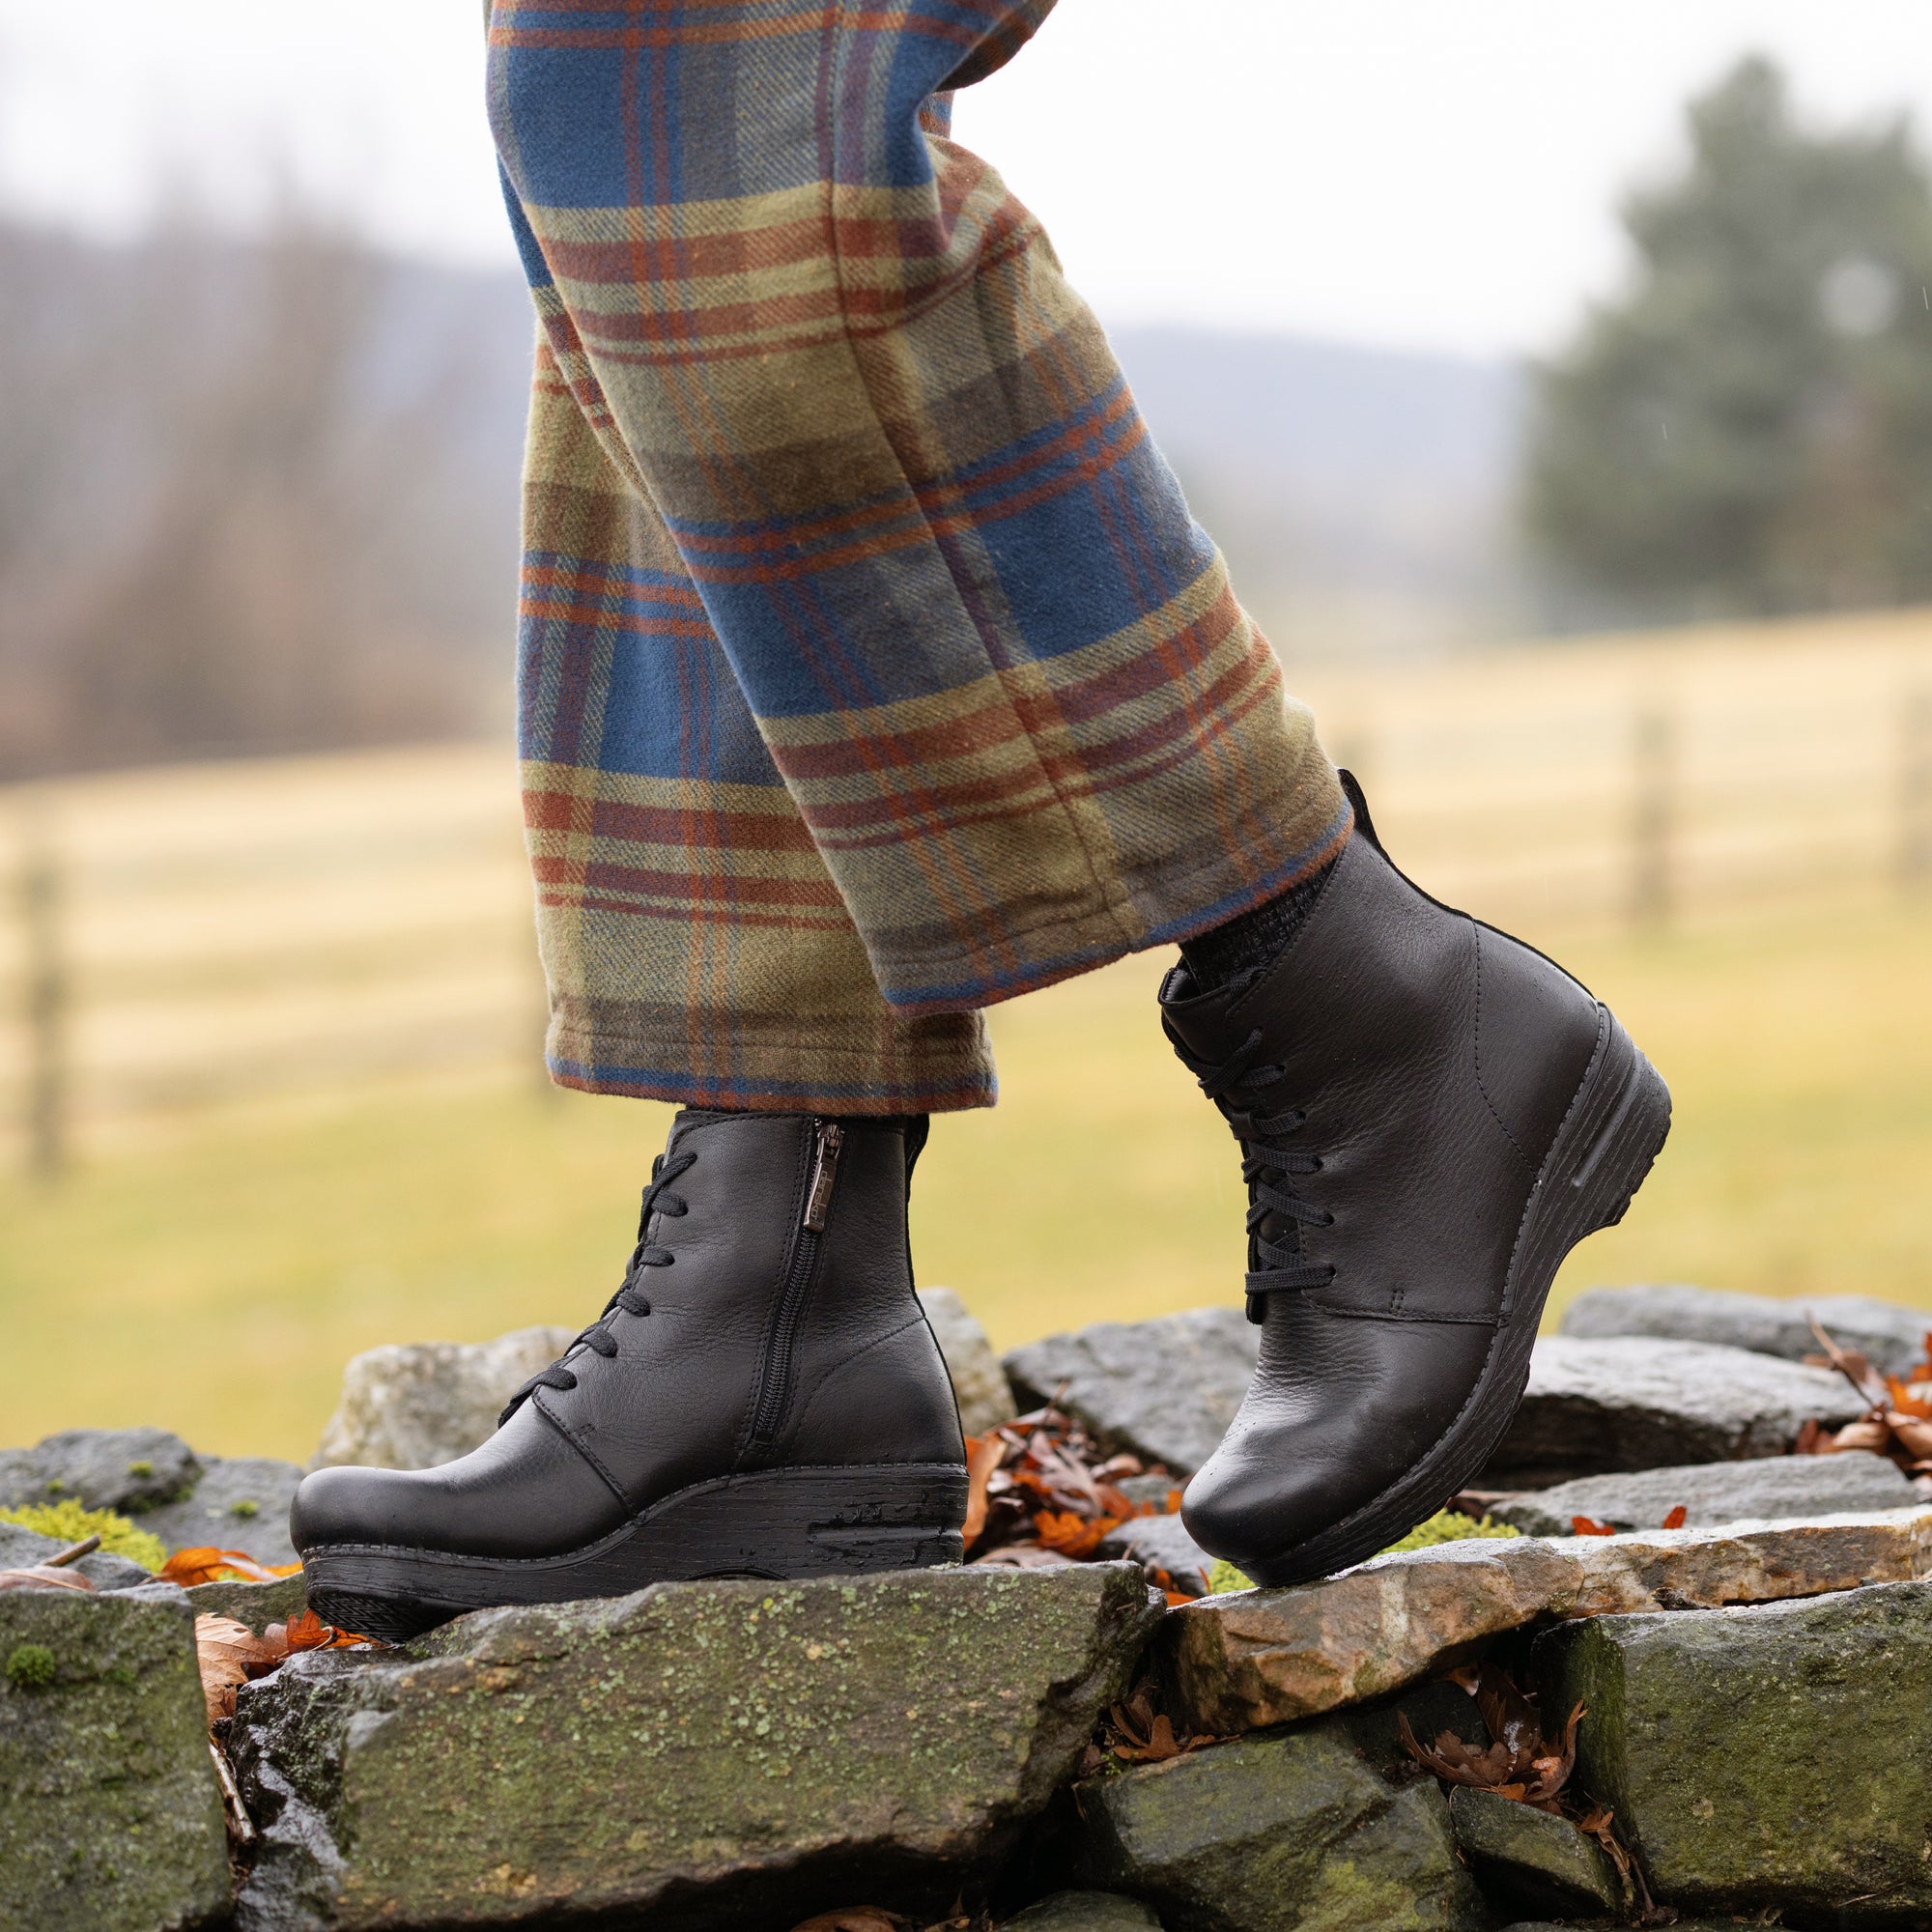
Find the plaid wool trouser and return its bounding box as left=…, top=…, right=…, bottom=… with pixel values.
left=488, top=0, right=1350, bottom=1115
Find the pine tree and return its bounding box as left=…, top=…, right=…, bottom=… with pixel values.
left=1525, top=57, right=1932, bottom=617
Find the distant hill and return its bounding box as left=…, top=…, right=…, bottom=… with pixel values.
left=0, top=217, right=1532, bottom=777
left=1110, top=327, right=1530, bottom=658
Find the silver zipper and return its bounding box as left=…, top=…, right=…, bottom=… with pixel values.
left=803, top=1122, right=844, bottom=1231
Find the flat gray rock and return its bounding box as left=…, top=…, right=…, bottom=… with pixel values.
left=1096, top=1511, right=1215, bottom=1598
left=0, top=1584, right=231, bottom=1931
left=1449, top=1785, right=1625, bottom=1918
left=1562, top=1285, right=1932, bottom=1378
left=1494, top=1450, right=1917, bottom=1537
left=1004, top=1307, right=1260, bottom=1476
left=137, top=1456, right=302, bottom=1567
left=1069, top=1710, right=1489, bottom=1931
left=229, top=1563, right=1161, bottom=1931
left=0, top=1521, right=155, bottom=1591
left=0, top=1427, right=202, bottom=1513
left=1481, top=1337, right=1864, bottom=1487
left=920, top=1288, right=1016, bottom=1435
left=1537, top=1579, right=1932, bottom=1922
left=310, top=1324, right=582, bottom=1471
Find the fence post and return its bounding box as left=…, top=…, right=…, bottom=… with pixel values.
left=1631, top=703, right=1674, bottom=928
left=1904, top=687, right=1932, bottom=890
left=19, top=820, right=69, bottom=1179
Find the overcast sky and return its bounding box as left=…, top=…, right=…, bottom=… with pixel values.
left=5, top=1, right=1932, bottom=358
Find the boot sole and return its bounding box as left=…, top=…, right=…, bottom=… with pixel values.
left=300, top=1461, right=969, bottom=1643
left=1240, top=1005, right=1671, bottom=1590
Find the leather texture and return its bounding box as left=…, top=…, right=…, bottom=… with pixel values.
left=292, top=1111, right=964, bottom=1562
left=1163, top=805, right=1611, bottom=1571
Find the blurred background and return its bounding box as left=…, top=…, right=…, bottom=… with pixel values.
left=2, top=1, right=1929, bottom=1460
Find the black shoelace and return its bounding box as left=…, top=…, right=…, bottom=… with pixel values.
left=1165, top=1016, right=1337, bottom=1322
left=497, top=1149, right=697, bottom=1425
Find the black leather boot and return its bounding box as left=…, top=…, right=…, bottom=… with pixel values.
left=1161, top=776, right=1670, bottom=1587
left=292, top=1111, right=968, bottom=1639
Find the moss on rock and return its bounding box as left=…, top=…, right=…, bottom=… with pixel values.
left=230, top=1562, right=1163, bottom=1931
left=1068, top=1713, right=1490, bottom=1931
left=1537, top=1578, right=1932, bottom=1923
left=1205, top=1512, right=1520, bottom=1596
left=0, top=1499, right=165, bottom=1571
left=0, top=1587, right=230, bottom=1931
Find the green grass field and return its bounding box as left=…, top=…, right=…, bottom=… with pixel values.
left=5, top=892, right=1930, bottom=1463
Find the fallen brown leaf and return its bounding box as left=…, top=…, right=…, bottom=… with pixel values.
left=1402, top=1662, right=1583, bottom=1812
left=1033, top=1508, right=1122, bottom=1559
left=1096, top=1679, right=1226, bottom=1766
left=1830, top=1418, right=1894, bottom=1454
left=959, top=1434, right=1008, bottom=1553
left=0, top=1565, right=97, bottom=1594
left=268, top=1608, right=380, bottom=1654
left=160, top=1547, right=287, bottom=1588
left=194, top=1614, right=277, bottom=1724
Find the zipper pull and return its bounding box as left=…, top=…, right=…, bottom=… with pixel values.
left=803, top=1122, right=845, bottom=1232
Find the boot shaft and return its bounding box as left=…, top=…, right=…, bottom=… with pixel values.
left=537, top=1109, right=962, bottom=1497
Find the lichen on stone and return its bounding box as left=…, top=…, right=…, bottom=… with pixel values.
left=0, top=1500, right=165, bottom=1571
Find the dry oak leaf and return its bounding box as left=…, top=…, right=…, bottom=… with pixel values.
left=1034, top=1509, right=1122, bottom=1560
left=194, top=1614, right=278, bottom=1724
left=960, top=1433, right=1009, bottom=1552
left=160, top=1547, right=296, bottom=1588
left=1888, top=1414, right=1932, bottom=1462
left=0, top=1564, right=97, bottom=1594
left=270, top=1608, right=380, bottom=1653
left=1400, top=1662, right=1584, bottom=1814
left=1827, top=1418, right=1894, bottom=1455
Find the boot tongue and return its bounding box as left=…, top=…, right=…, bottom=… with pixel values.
left=1157, top=958, right=1256, bottom=1059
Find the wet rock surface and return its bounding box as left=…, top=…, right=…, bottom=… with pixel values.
left=187, top=1571, right=309, bottom=1633
left=1537, top=1579, right=1932, bottom=1923
left=1481, top=1337, right=1863, bottom=1486
left=1563, top=1283, right=1932, bottom=1377
left=1067, top=1711, right=1490, bottom=1932
left=1448, top=1787, right=1625, bottom=1918
left=921, top=1288, right=1018, bottom=1435
left=1095, top=1512, right=1215, bottom=1598
left=229, top=1562, right=1161, bottom=1932
left=311, top=1324, right=578, bottom=1471
left=0, top=1585, right=230, bottom=1932
left=1159, top=1507, right=1932, bottom=1735
left=1493, top=1447, right=1917, bottom=1535
left=1003, top=1308, right=1259, bottom=1476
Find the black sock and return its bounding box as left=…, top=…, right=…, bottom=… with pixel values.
left=1179, top=858, right=1339, bottom=994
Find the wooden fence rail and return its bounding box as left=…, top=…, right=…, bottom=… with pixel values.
left=7, top=611, right=1932, bottom=1174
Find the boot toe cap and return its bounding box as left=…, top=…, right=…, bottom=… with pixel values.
left=1181, top=1318, right=1500, bottom=1575
left=291, top=1405, right=627, bottom=1560
left=291, top=1463, right=440, bottom=1554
